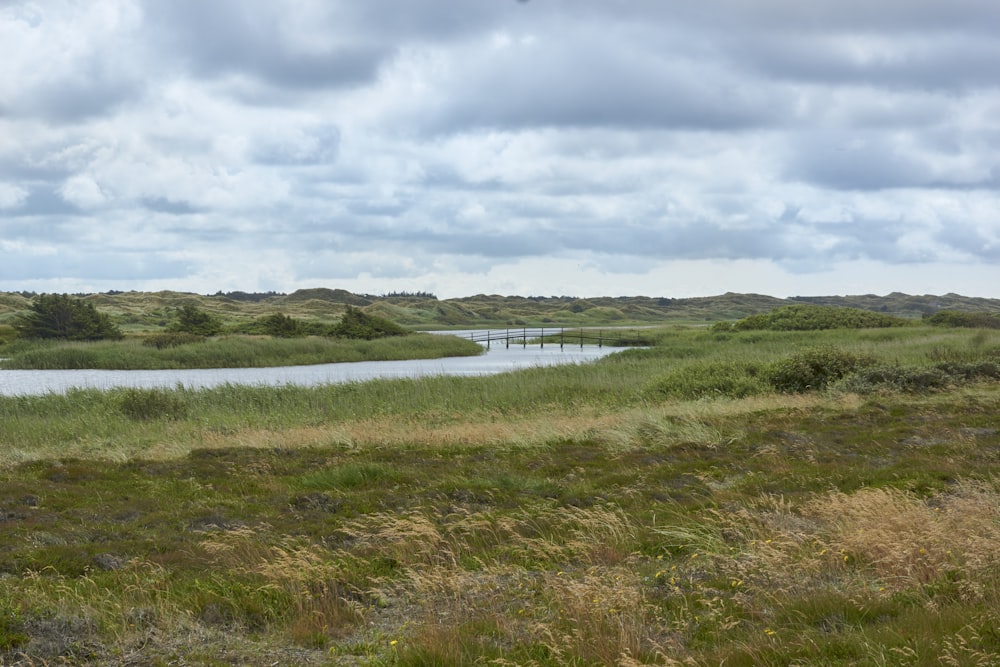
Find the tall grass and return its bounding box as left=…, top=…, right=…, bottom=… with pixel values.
left=2, top=326, right=1000, bottom=466
left=0, top=333, right=482, bottom=370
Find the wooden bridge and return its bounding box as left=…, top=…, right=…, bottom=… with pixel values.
left=466, top=327, right=649, bottom=349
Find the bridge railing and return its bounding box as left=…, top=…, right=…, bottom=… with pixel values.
left=466, top=327, right=649, bottom=349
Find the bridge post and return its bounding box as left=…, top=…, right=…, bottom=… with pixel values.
left=560, top=327, right=564, bottom=349
left=540, top=327, right=544, bottom=348
left=506, top=328, right=509, bottom=349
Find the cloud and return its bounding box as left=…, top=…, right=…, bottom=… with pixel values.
left=1, top=0, right=999, bottom=298
left=0, top=183, right=28, bottom=209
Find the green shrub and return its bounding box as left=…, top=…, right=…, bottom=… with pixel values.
left=142, top=332, right=206, bottom=349
left=331, top=306, right=407, bottom=340
left=258, top=313, right=304, bottom=338
left=766, top=346, right=876, bottom=393
left=118, top=388, right=189, bottom=421
left=168, top=304, right=222, bottom=337
left=834, top=365, right=951, bottom=394
left=0, top=601, right=27, bottom=651
left=0, top=324, right=17, bottom=346
left=729, top=305, right=910, bottom=331
left=648, top=361, right=771, bottom=400
left=13, top=293, right=122, bottom=340
left=933, top=360, right=1000, bottom=382
left=924, top=310, right=1000, bottom=329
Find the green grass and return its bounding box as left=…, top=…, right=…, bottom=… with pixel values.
left=3, top=326, right=1000, bottom=664
left=0, top=333, right=483, bottom=370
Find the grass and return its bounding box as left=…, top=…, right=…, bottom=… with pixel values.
left=0, top=333, right=483, bottom=370
left=2, top=326, right=1000, bottom=664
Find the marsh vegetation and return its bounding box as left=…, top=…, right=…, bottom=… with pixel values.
left=2, top=316, right=1000, bottom=665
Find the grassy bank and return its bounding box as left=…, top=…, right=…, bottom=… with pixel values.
left=0, top=333, right=483, bottom=370
left=2, top=326, right=1000, bottom=665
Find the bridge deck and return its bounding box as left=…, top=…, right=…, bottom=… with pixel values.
left=465, top=327, right=647, bottom=348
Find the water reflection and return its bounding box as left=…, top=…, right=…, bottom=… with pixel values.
left=0, top=344, right=622, bottom=397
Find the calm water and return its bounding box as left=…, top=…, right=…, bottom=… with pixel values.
left=0, top=343, right=622, bottom=396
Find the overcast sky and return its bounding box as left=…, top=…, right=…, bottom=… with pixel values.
left=2, top=0, right=999, bottom=299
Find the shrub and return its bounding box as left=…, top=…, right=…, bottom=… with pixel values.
left=932, top=360, right=1000, bottom=382
left=833, top=365, right=951, bottom=394
left=0, top=324, right=16, bottom=346
left=13, top=293, right=122, bottom=340
left=766, top=346, right=876, bottom=393
left=259, top=313, right=304, bottom=338
left=331, top=306, right=407, bottom=340
left=924, top=310, right=1000, bottom=329
left=118, top=388, right=188, bottom=421
left=0, top=601, right=27, bottom=651
left=648, top=361, right=771, bottom=400
left=729, top=305, right=910, bottom=331
left=168, top=304, right=222, bottom=337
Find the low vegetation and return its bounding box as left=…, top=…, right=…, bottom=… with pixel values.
left=3, top=321, right=1000, bottom=664
left=0, top=333, right=482, bottom=370
left=1, top=296, right=474, bottom=370
left=925, top=309, right=1000, bottom=329
left=713, top=304, right=911, bottom=332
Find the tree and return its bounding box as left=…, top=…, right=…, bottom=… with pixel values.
left=259, top=313, right=303, bottom=338
left=331, top=306, right=407, bottom=339
left=13, top=294, right=123, bottom=340
left=168, top=304, right=223, bottom=337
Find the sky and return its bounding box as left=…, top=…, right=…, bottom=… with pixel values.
left=2, top=0, right=999, bottom=299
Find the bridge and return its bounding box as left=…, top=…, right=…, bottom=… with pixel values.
left=465, top=327, right=649, bottom=349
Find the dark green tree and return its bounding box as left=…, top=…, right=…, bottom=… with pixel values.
left=331, top=306, right=407, bottom=339
left=13, top=294, right=123, bottom=340
left=168, top=304, right=223, bottom=337
left=259, top=313, right=303, bottom=338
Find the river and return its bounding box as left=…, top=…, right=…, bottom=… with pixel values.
left=0, top=342, right=623, bottom=397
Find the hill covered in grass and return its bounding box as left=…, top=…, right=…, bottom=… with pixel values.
left=2, top=289, right=1000, bottom=331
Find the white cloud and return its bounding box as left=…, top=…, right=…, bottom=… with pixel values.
left=59, top=174, right=107, bottom=208
left=2, top=0, right=1000, bottom=298
left=0, top=183, right=28, bottom=209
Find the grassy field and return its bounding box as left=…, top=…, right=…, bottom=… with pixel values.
left=0, top=334, right=484, bottom=371
left=2, top=325, right=1000, bottom=665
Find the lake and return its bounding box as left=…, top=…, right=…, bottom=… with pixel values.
left=0, top=343, right=623, bottom=396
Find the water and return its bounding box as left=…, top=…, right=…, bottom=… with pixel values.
left=0, top=343, right=622, bottom=397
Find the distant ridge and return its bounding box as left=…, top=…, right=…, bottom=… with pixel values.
left=2, top=290, right=999, bottom=328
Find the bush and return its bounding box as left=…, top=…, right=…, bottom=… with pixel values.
left=0, top=601, right=27, bottom=651
left=648, top=361, right=771, bottom=400
left=13, top=294, right=122, bottom=340
left=933, top=360, right=1000, bottom=382
left=766, top=347, right=876, bottom=393
left=168, top=304, right=222, bottom=337
left=728, top=305, right=910, bottom=332
left=118, top=388, right=189, bottom=421
left=331, top=306, right=407, bottom=340
left=924, top=310, right=1000, bottom=329
left=833, top=365, right=951, bottom=394
left=259, top=313, right=304, bottom=338
left=0, top=324, right=17, bottom=346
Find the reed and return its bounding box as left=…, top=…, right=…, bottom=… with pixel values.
left=0, top=333, right=483, bottom=370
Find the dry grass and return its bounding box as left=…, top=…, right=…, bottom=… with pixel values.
left=802, top=482, right=1000, bottom=590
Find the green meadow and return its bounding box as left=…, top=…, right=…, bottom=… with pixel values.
left=2, top=313, right=1000, bottom=664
